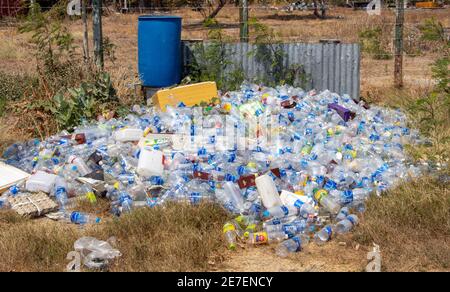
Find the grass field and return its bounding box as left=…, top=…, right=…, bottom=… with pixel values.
left=0, top=5, right=449, bottom=271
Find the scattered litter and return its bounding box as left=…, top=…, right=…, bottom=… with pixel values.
left=74, top=237, right=121, bottom=270
left=1, top=83, right=427, bottom=257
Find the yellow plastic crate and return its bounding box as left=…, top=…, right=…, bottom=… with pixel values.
left=152, top=82, right=219, bottom=111
left=415, top=2, right=440, bottom=8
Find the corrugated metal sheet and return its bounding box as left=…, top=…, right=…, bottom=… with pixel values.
left=182, top=41, right=360, bottom=99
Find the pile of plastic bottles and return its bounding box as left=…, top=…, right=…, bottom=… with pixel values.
left=0, top=83, right=424, bottom=256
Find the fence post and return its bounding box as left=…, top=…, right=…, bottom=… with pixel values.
left=394, top=0, right=404, bottom=88
left=82, top=0, right=89, bottom=63
left=93, top=0, right=104, bottom=69
left=240, top=0, right=249, bottom=42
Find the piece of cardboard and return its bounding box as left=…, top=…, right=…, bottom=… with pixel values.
left=0, top=162, right=30, bottom=193
left=8, top=192, right=58, bottom=218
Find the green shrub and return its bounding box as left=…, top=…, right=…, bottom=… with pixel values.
left=0, top=72, right=37, bottom=116
left=188, top=28, right=245, bottom=91
left=358, top=27, right=392, bottom=60
left=418, top=17, right=446, bottom=42
left=28, top=72, right=117, bottom=131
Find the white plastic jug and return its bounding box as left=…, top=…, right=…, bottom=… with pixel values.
left=114, top=128, right=143, bottom=142
left=137, top=149, right=164, bottom=177
left=26, top=171, right=58, bottom=193
left=255, top=174, right=282, bottom=209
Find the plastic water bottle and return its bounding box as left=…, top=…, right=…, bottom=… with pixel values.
left=262, top=205, right=299, bottom=220
left=248, top=230, right=288, bottom=245
left=314, top=224, right=334, bottom=244
left=223, top=222, right=237, bottom=250
left=4, top=185, right=20, bottom=197
left=265, top=219, right=308, bottom=238
left=53, top=177, right=68, bottom=210
left=336, top=206, right=350, bottom=221
left=79, top=184, right=97, bottom=204
left=118, top=192, right=133, bottom=214
left=69, top=211, right=101, bottom=225
left=275, top=234, right=310, bottom=257
left=223, top=181, right=245, bottom=212
left=0, top=196, right=10, bottom=209
left=68, top=155, right=92, bottom=176
left=314, top=189, right=340, bottom=214
left=335, top=214, right=359, bottom=234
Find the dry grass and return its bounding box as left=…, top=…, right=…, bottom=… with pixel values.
left=0, top=202, right=230, bottom=272
left=352, top=176, right=450, bottom=271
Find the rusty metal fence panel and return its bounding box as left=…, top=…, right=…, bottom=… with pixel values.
left=182, top=41, right=360, bottom=99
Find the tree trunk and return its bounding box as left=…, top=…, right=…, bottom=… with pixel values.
left=207, top=0, right=226, bottom=20
left=82, top=0, right=89, bottom=63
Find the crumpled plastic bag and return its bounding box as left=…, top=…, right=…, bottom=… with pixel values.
left=74, top=236, right=121, bottom=269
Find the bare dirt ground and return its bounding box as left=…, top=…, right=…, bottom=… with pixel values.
left=0, top=6, right=448, bottom=272
left=216, top=241, right=368, bottom=272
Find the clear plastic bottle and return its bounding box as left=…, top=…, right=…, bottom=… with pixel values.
left=53, top=177, right=68, bottom=210
left=314, top=224, right=334, bottom=244
left=68, top=155, right=92, bottom=176
left=262, top=205, right=299, bottom=220
left=275, top=234, right=310, bottom=257
left=314, top=189, right=341, bottom=214
left=335, top=214, right=359, bottom=234
left=68, top=211, right=101, bottom=225
left=223, top=222, right=237, bottom=250
left=336, top=206, right=350, bottom=221
left=248, top=230, right=288, bottom=245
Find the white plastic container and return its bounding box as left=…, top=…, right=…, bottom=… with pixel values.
left=137, top=149, right=164, bottom=177
left=114, top=128, right=143, bottom=142
left=255, top=174, right=282, bottom=209
left=68, top=155, right=92, bottom=176
left=26, top=171, right=58, bottom=193
left=280, top=190, right=310, bottom=207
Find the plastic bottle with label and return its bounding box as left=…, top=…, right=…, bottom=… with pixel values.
left=262, top=205, right=299, bottom=220
left=314, top=189, right=341, bottom=214
left=223, top=181, right=245, bottom=213
left=275, top=234, right=310, bottom=257
left=68, top=155, right=92, bottom=176
left=247, top=230, right=288, bottom=245
left=68, top=211, right=101, bottom=225
left=335, top=214, right=359, bottom=234
left=53, top=177, right=68, bottom=210
left=314, top=224, right=334, bottom=244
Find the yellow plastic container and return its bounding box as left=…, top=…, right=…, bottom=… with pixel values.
left=415, top=2, right=440, bottom=8
left=152, top=81, right=219, bottom=111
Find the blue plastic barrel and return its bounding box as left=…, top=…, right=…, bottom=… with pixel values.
left=138, top=16, right=182, bottom=87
